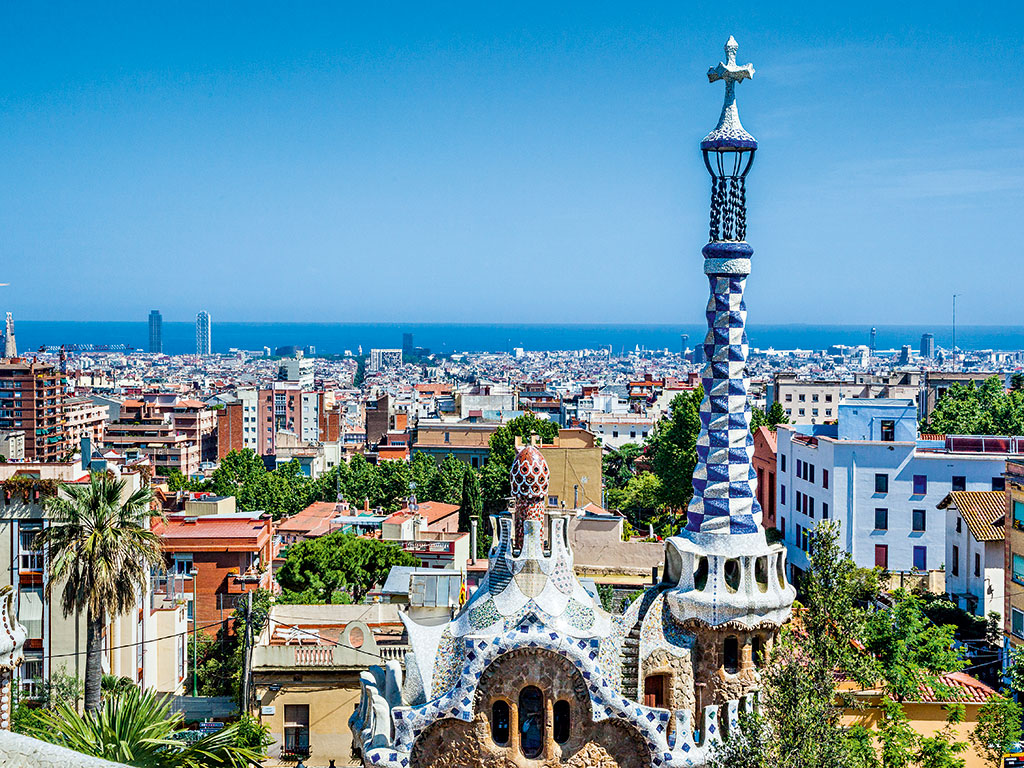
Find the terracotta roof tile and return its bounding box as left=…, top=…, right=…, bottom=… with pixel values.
left=917, top=671, right=997, bottom=703
left=937, top=491, right=1005, bottom=542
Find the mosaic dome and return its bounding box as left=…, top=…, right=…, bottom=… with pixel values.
left=509, top=444, right=549, bottom=502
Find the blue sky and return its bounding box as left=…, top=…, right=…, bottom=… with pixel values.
left=1, top=2, right=1022, bottom=326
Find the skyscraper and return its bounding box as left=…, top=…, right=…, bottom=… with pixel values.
left=680, top=333, right=689, bottom=353
left=870, top=326, right=877, bottom=355
left=148, top=310, right=163, bottom=353
left=402, top=332, right=414, bottom=356
left=920, top=332, right=935, bottom=358
left=3, top=312, right=15, bottom=358
left=196, top=311, right=212, bottom=356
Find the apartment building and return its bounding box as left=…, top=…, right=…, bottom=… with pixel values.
left=769, top=371, right=921, bottom=426
left=0, top=359, right=68, bottom=462
left=64, top=396, right=108, bottom=448
left=105, top=401, right=202, bottom=477
left=0, top=462, right=186, bottom=698
left=152, top=510, right=276, bottom=631
left=517, top=429, right=603, bottom=509
left=412, top=421, right=498, bottom=468
left=938, top=491, right=1004, bottom=619
left=252, top=603, right=405, bottom=764
left=752, top=426, right=778, bottom=530
left=1004, top=461, right=1024, bottom=664
left=777, top=399, right=1019, bottom=578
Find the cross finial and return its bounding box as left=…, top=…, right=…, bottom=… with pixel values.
left=707, top=36, right=754, bottom=85
left=701, top=36, right=757, bottom=150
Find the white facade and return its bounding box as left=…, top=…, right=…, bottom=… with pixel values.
left=368, top=348, right=402, bottom=373
left=585, top=413, right=655, bottom=449
left=776, top=401, right=1014, bottom=576
left=237, top=387, right=260, bottom=453
left=943, top=499, right=1004, bottom=621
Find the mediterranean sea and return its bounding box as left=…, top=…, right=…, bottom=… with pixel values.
left=9, top=321, right=1024, bottom=357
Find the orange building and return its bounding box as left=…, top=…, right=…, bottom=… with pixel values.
left=752, top=426, right=778, bottom=531
left=153, top=511, right=277, bottom=632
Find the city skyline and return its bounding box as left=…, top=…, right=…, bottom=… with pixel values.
left=1, top=4, right=1022, bottom=326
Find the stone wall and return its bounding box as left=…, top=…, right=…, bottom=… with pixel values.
left=689, top=624, right=776, bottom=709
left=641, top=648, right=695, bottom=714
left=0, top=730, right=128, bottom=768
left=410, top=648, right=648, bottom=768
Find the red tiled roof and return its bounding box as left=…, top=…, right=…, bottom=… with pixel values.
left=384, top=501, right=459, bottom=526
left=153, top=517, right=270, bottom=546
left=278, top=501, right=338, bottom=535
left=917, top=671, right=996, bottom=703
left=937, top=491, right=1005, bottom=543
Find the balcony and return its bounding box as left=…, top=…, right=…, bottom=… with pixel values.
left=252, top=641, right=403, bottom=670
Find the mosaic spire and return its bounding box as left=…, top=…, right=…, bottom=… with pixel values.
left=685, top=37, right=760, bottom=537
left=509, top=443, right=549, bottom=543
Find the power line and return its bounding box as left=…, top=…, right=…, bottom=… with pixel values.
left=31, top=619, right=228, bottom=662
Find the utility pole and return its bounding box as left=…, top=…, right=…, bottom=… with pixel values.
left=190, top=568, right=199, bottom=697
left=952, top=293, right=960, bottom=365
left=241, top=590, right=253, bottom=714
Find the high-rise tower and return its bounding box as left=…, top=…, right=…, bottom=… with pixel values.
left=3, top=313, right=16, bottom=359
left=149, top=310, right=163, bottom=354
left=196, top=311, right=212, bottom=356
left=662, top=36, right=795, bottom=709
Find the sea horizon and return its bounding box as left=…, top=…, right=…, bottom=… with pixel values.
left=6, top=320, right=1023, bottom=357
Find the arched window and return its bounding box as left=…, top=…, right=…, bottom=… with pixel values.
left=491, top=700, right=509, bottom=745
left=723, top=636, right=739, bottom=674
left=752, top=636, right=764, bottom=668
left=519, top=686, right=544, bottom=758
left=553, top=700, right=570, bottom=744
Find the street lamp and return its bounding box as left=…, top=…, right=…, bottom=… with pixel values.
left=189, top=567, right=199, bottom=697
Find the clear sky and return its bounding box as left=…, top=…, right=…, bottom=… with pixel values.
left=1, top=2, right=1022, bottom=326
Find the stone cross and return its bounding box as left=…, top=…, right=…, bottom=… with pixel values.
left=707, top=35, right=754, bottom=87
left=703, top=36, right=756, bottom=147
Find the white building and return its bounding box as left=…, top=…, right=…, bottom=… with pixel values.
left=776, top=399, right=1018, bottom=577
left=585, top=413, right=655, bottom=449
left=279, top=356, right=314, bottom=388
left=368, top=348, right=402, bottom=373
left=938, top=491, right=1004, bottom=621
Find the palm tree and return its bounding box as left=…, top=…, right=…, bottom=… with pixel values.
left=36, top=472, right=163, bottom=711
left=26, top=685, right=264, bottom=767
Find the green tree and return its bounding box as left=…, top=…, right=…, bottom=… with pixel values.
left=971, top=692, right=1023, bottom=768
left=916, top=703, right=966, bottom=768
left=862, top=590, right=967, bottom=702
left=432, top=453, right=466, bottom=505
left=36, top=473, right=162, bottom=712
left=26, top=686, right=264, bottom=767
left=410, top=452, right=439, bottom=499
left=648, top=389, right=702, bottom=512
left=277, top=532, right=419, bottom=603
left=606, top=471, right=662, bottom=531
left=210, top=449, right=267, bottom=497
left=602, top=443, right=643, bottom=490
left=876, top=697, right=919, bottom=768
left=925, top=377, right=1024, bottom=436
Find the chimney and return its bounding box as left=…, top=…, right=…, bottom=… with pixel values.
left=469, top=519, right=478, bottom=565
left=364, top=497, right=370, bottom=513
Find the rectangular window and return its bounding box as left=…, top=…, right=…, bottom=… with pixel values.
left=809, top=465, right=815, bottom=484
left=875, top=474, right=889, bottom=494
left=1013, top=608, right=1024, bottom=639
left=1014, top=501, right=1024, bottom=531
left=812, top=408, right=819, bottom=416
left=952, top=476, right=966, bottom=492
left=974, top=553, right=981, bottom=579
left=808, top=498, right=815, bottom=518
left=912, top=509, right=926, bottom=532
left=881, top=419, right=895, bottom=442
left=173, top=555, right=193, bottom=575
left=799, top=394, right=806, bottom=402
left=913, top=546, right=927, bottom=571
left=780, top=455, right=786, bottom=472
left=19, top=588, right=43, bottom=640
left=812, top=394, right=819, bottom=402
left=780, top=484, right=786, bottom=505
left=822, top=502, right=829, bottom=520
left=780, top=517, right=785, bottom=537
left=785, top=394, right=792, bottom=402
left=799, top=408, right=805, bottom=416
left=874, top=544, right=888, bottom=569
left=874, top=508, right=888, bottom=531
left=284, top=705, right=310, bottom=757
left=993, top=477, right=1006, bottom=492
left=796, top=491, right=802, bottom=511
left=18, top=523, right=43, bottom=571
left=913, top=475, right=927, bottom=495
left=1014, top=554, right=1024, bottom=585
left=952, top=545, right=960, bottom=576
left=796, top=459, right=802, bottom=476
left=825, top=394, right=833, bottom=402
left=956, top=517, right=962, bottom=534
left=822, top=469, right=829, bottom=489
